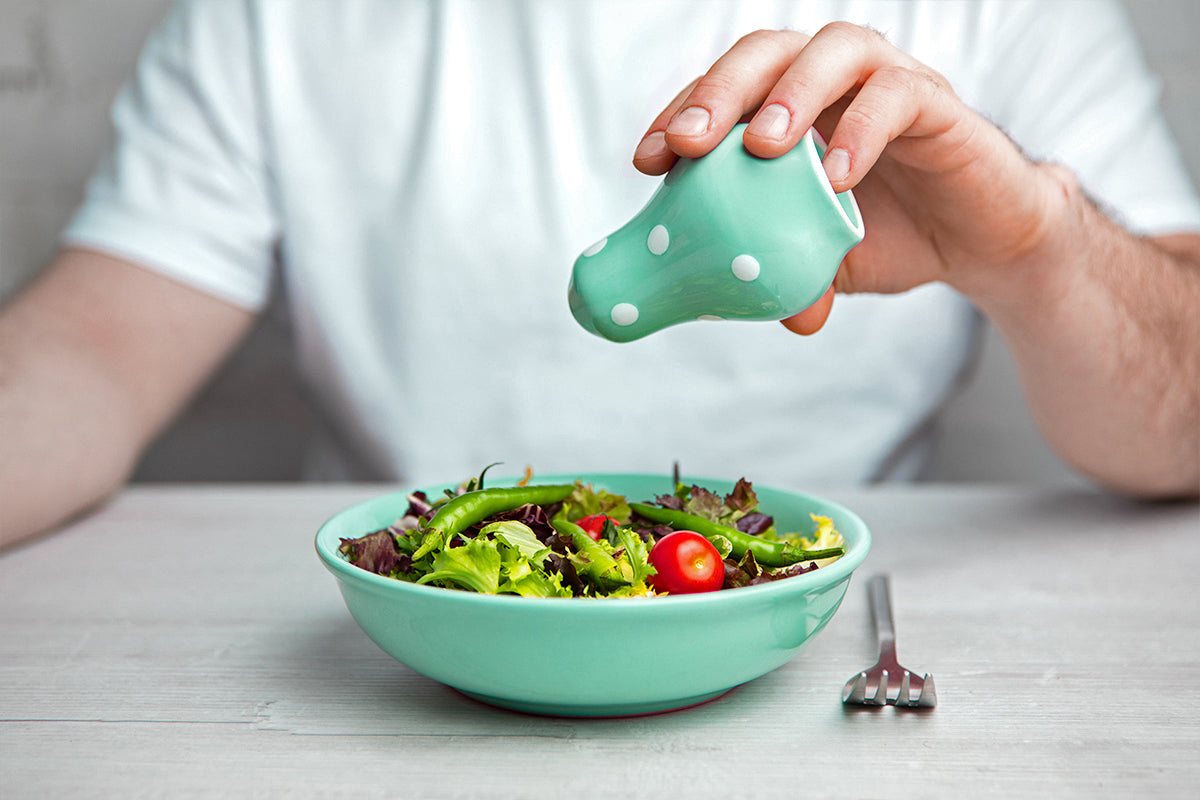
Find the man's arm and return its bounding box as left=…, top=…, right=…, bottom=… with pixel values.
left=963, top=208, right=1200, bottom=498
left=0, top=248, right=256, bottom=546
left=632, top=23, right=1200, bottom=498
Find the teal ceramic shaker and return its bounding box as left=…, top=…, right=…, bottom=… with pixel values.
left=568, top=123, right=865, bottom=342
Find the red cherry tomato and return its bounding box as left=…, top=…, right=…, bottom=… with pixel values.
left=647, top=531, right=724, bottom=594
left=576, top=514, right=618, bottom=541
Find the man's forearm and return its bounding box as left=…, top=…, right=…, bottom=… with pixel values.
left=0, top=321, right=144, bottom=546
left=0, top=250, right=256, bottom=547
left=961, top=168, right=1200, bottom=498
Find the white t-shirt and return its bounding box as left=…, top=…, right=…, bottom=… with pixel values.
left=64, top=0, right=1200, bottom=487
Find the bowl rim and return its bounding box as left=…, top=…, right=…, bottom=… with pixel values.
left=314, top=472, right=871, bottom=608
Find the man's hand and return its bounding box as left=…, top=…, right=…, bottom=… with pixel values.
left=631, top=23, right=1070, bottom=332
left=632, top=23, right=1200, bottom=498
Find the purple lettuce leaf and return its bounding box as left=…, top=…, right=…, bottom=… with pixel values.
left=339, top=530, right=410, bottom=575
left=654, top=493, right=683, bottom=511
left=735, top=511, right=773, bottom=536
left=493, top=503, right=557, bottom=543
left=752, top=561, right=819, bottom=584
left=545, top=551, right=586, bottom=596
left=722, top=560, right=752, bottom=590
left=681, top=486, right=725, bottom=520
left=724, top=478, right=758, bottom=513
left=405, top=491, right=436, bottom=520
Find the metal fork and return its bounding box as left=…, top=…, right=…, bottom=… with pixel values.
left=841, top=573, right=936, bottom=708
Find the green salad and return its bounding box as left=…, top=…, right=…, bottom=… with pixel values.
left=338, top=469, right=844, bottom=598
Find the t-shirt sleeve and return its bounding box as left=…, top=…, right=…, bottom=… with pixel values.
left=61, top=0, right=278, bottom=310
left=976, top=0, right=1200, bottom=236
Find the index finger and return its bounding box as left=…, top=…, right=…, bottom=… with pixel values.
left=743, top=23, right=926, bottom=147
left=633, top=79, right=699, bottom=175
left=653, top=29, right=812, bottom=161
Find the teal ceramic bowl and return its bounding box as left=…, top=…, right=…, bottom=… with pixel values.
left=315, top=473, right=870, bottom=717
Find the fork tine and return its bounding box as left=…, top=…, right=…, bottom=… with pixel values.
left=897, top=670, right=911, bottom=705
left=867, top=669, right=888, bottom=705
left=916, top=674, right=937, bottom=708
left=841, top=671, right=868, bottom=704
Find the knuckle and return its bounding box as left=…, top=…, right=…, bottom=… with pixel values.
left=915, top=66, right=953, bottom=94
left=872, top=65, right=919, bottom=94
left=774, top=70, right=821, bottom=103
left=873, top=64, right=943, bottom=98
left=837, top=101, right=880, bottom=133
left=692, top=69, right=741, bottom=101
left=735, top=27, right=810, bottom=53
left=817, top=19, right=872, bottom=44
left=735, top=28, right=778, bottom=47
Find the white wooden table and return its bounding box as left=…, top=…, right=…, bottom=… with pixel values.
left=1, top=484, right=1197, bottom=798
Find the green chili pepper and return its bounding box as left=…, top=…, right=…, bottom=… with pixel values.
left=412, top=484, right=575, bottom=560
left=629, top=502, right=843, bottom=567
left=550, top=519, right=621, bottom=582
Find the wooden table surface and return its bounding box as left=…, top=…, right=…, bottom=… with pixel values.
left=1, top=483, right=1197, bottom=798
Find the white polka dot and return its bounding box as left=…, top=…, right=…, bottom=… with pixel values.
left=582, top=238, right=607, bottom=257
left=647, top=225, right=670, bottom=255
left=731, top=254, right=760, bottom=281
left=698, top=314, right=723, bottom=321
left=611, top=303, right=639, bottom=326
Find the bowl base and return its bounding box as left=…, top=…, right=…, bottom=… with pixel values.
left=455, top=686, right=736, bottom=718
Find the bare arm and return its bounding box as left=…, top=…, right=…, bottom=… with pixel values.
left=633, top=24, right=1200, bottom=498
left=965, top=209, right=1200, bottom=498
left=0, top=248, right=256, bottom=546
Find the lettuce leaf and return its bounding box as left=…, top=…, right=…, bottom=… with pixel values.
left=679, top=485, right=725, bottom=521
left=557, top=483, right=632, bottom=525
left=790, top=513, right=845, bottom=568
left=338, top=530, right=407, bottom=575
left=724, top=478, right=758, bottom=513
left=498, top=551, right=573, bottom=597
left=492, top=503, right=557, bottom=543
left=482, top=521, right=551, bottom=564
left=611, top=524, right=656, bottom=586
left=416, top=537, right=502, bottom=594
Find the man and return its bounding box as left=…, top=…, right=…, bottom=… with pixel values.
left=1, top=1, right=1197, bottom=547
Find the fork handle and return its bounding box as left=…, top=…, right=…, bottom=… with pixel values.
left=868, top=574, right=897, bottom=651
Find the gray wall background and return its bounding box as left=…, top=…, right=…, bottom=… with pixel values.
left=2, top=0, right=1197, bottom=486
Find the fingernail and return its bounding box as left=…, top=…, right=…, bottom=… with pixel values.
left=667, top=106, right=711, bottom=137
left=823, top=147, right=850, bottom=184
left=633, top=130, right=668, bottom=162
left=750, top=103, right=791, bottom=141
